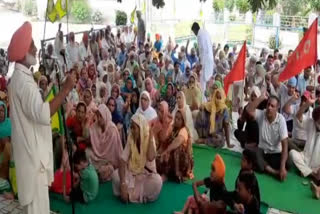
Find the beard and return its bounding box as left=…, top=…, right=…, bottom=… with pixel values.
left=25, top=53, right=37, bottom=66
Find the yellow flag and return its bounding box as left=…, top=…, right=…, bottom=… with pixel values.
left=55, top=0, right=68, bottom=19
left=47, top=0, right=58, bottom=23
left=130, top=6, right=137, bottom=24
left=46, top=86, right=64, bottom=135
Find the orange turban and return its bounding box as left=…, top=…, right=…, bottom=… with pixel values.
left=212, top=154, right=225, bottom=182
left=155, top=34, right=160, bottom=41
left=8, top=22, right=32, bottom=62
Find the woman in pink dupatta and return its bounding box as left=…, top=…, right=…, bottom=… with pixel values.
left=83, top=88, right=98, bottom=124
left=150, top=101, right=173, bottom=153
left=145, top=77, right=158, bottom=107
left=85, top=104, right=123, bottom=182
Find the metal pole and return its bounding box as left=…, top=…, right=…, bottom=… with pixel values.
left=41, top=0, right=49, bottom=64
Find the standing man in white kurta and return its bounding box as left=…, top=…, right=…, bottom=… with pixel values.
left=191, top=22, right=215, bottom=101
left=7, top=22, right=76, bottom=214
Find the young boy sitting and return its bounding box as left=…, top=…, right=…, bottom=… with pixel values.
left=64, top=150, right=99, bottom=203
left=174, top=154, right=227, bottom=214
left=224, top=149, right=261, bottom=214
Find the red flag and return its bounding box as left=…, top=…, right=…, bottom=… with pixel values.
left=279, top=18, right=318, bottom=82
left=224, top=41, right=246, bottom=95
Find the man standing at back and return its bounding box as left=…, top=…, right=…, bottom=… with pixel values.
left=7, top=22, right=76, bottom=213
left=191, top=22, right=214, bottom=101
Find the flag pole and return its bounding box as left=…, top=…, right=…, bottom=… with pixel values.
left=41, top=0, right=49, bottom=65
left=67, top=0, right=69, bottom=34
left=240, top=41, right=246, bottom=109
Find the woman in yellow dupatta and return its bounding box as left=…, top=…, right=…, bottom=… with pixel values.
left=195, top=88, right=234, bottom=148
left=111, top=114, right=162, bottom=203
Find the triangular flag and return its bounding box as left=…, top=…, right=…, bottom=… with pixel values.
left=224, top=41, right=246, bottom=95
left=279, top=18, right=318, bottom=82
left=130, top=6, right=137, bottom=24
left=46, top=86, right=65, bottom=135
left=55, top=0, right=68, bottom=19
left=47, top=0, right=58, bottom=23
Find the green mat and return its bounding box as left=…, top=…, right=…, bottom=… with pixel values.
left=49, top=145, right=319, bottom=214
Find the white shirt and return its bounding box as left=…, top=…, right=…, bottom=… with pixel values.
left=101, top=38, right=109, bottom=52
left=173, top=70, right=183, bottom=84
left=8, top=63, right=53, bottom=205
left=299, top=118, right=320, bottom=169
left=292, top=104, right=313, bottom=141
left=197, top=29, right=214, bottom=82
left=256, top=109, right=288, bottom=154
left=79, top=42, right=91, bottom=62
left=66, top=42, right=80, bottom=69
left=54, top=32, right=65, bottom=67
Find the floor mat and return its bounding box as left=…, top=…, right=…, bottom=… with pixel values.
left=50, top=145, right=319, bottom=214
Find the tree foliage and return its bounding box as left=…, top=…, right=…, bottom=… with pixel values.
left=116, top=10, right=127, bottom=26
left=248, top=0, right=277, bottom=13
left=236, top=0, right=251, bottom=13
left=309, top=0, right=320, bottom=12
left=226, top=0, right=236, bottom=11
left=213, top=0, right=225, bottom=12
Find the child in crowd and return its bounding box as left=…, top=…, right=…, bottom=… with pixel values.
left=174, top=154, right=226, bottom=214
left=224, top=149, right=260, bottom=214
left=64, top=150, right=99, bottom=203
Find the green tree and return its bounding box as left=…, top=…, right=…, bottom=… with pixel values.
left=309, top=0, right=320, bottom=12
left=213, top=0, right=225, bottom=12
left=226, top=0, right=235, bottom=11
left=115, top=10, right=127, bottom=26
left=236, top=0, right=251, bottom=13
left=248, top=0, right=277, bottom=13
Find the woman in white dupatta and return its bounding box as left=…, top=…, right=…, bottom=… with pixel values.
left=172, top=91, right=198, bottom=143
left=136, top=91, right=157, bottom=122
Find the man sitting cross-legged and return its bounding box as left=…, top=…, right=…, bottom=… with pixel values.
left=289, top=97, right=320, bottom=198
left=246, top=91, right=290, bottom=181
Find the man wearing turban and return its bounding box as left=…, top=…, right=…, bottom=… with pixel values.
left=7, top=22, right=76, bottom=213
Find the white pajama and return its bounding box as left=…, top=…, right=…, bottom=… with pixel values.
left=23, top=170, right=50, bottom=214
left=290, top=150, right=314, bottom=177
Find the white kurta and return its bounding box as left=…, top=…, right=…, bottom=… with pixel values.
left=54, top=32, right=65, bottom=69
left=290, top=118, right=320, bottom=177
left=197, top=29, right=214, bottom=97
left=8, top=63, right=53, bottom=213
left=66, top=42, right=80, bottom=70
left=79, top=42, right=92, bottom=62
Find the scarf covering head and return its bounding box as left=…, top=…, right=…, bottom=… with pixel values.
left=128, top=113, right=150, bottom=175
left=89, top=104, right=123, bottom=167
left=136, top=91, right=157, bottom=121
left=111, top=84, right=121, bottom=98
left=38, top=75, right=48, bottom=86
left=151, top=101, right=173, bottom=143
left=205, top=88, right=228, bottom=134
left=144, top=77, right=157, bottom=101
left=0, top=101, right=11, bottom=139
left=8, top=21, right=32, bottom=62
left=212, top=154, right=226, bottom=183
left=214, top=80, right=223, bottom=89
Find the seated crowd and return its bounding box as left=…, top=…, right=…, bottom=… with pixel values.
left=1, top=22, right=320, bottom=214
